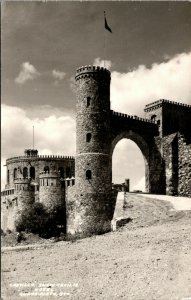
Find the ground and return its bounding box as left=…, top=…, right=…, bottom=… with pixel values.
left=1, top=193, right=191, bottom=300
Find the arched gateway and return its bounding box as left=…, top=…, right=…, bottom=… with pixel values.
left=66, top=65, right=191, bottom=236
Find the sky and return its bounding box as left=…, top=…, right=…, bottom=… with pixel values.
left=1, top=1, right=191, bottom=191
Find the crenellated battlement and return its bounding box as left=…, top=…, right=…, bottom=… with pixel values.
left=6, top=155, right=75, bottom=164
left=75, top=65, right=110, bottom=81
left=111, top=110, right=158, bottom=124
left=144, top=99, right=191, bottom=112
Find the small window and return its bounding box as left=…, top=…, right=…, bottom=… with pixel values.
left=14, top=168, right=17, bottom=180
left=30, top=166, right=35, bottom=179
left=87, top=97, right=91, bottom=107
left=7, top=170, right=10, bottom=184
left=23, top=167, right=28, bottom=179
left=58, top=167, right=64, bottom=178
left=86, top=133, right=91, bottom=142
left=157, top=120, right=160, bottom=126
left=86, top=170, right=92, bottom=180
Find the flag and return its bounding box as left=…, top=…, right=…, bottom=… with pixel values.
left=104, top=11, right=112, bottom=33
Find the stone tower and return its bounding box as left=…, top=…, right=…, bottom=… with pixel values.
left=75, top=66, right=113, bottom=235
left=39, top=171, right=64, bottom=212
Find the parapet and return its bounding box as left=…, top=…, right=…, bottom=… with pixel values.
left=75, top=65, right=111, bottom=81
left=14, top=177, right=31, bottom=183
left=6, top=154, right=75, bottom=164
left=39, top=171, right=60, bottom=178
left=111, top=110, right=158, bottom=124
left=144, top=99, right=191, bottom=112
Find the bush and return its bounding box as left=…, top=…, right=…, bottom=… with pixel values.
left=15, top=202, right=65, bottom=238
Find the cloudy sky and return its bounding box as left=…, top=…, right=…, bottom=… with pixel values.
left=2, top=1, right=191, bottom=190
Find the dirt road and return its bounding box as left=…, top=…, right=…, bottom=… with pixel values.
left=2, top=194, right=191, bottom=300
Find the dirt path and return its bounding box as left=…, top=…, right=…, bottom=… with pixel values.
left=138, top=193, right=191, bottom=211
left=2, top=195, right=191, bottom=300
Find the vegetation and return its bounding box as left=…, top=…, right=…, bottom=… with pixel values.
left=15, top=202, right=66, bottom=238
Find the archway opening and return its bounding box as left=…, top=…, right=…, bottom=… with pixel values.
left=112, top=139, right=146, bottom=192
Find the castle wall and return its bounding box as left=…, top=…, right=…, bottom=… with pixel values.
left=66, top=185, right=76, bottom=234
left=1, top=193, right=18, bottom=231
left=178, top=134, right=191, bottom=197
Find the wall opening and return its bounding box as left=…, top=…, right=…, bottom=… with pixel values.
left=87, top=97, right=91, bottom=107
left=23, top=167, right=28, bottom=178
left=7, top=170, right=10, bottom=184
left=86, top=133, right=92, bottom=142
left=14, top=168, right=17, bottom=180
left=58, top=167, right=64, bottom=178
left=86, top=170, right=92, bottom=180
left=66, top=167, right=71, bottom=178
left=112, top=138, right=146, bottom=192
left=30, top=167, right=35, bottom=179
left=44, top=166, right=50, bottom=173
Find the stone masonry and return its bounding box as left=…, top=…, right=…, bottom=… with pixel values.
left=1, top=65, right=191, bottom=235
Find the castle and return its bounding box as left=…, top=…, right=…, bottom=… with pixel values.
left=1, top=65, right=191, bottom=236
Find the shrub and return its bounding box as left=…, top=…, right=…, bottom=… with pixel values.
left=15, top=202, right=65, bottom=238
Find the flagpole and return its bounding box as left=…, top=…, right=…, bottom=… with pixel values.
left=33, top=125, right=34, bottom=149
left=104, top=11, right=106, bottom=68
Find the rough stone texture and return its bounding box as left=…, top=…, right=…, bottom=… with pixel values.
left=162, top=134, right=178, bottom=195
left=66, top=185, right=76, bottom=234
left=1, top=193, right=17, bottom=231
left=38, top=171, right=65, bottom=212
left=74, top=66, right=113, bottom=236
left=178, top=134, right=191, bottom=197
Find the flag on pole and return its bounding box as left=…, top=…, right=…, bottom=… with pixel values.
left=104, top=11, right=112, bottom=33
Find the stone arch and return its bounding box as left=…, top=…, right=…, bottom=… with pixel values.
left=111, top=130, right=150, bottom=192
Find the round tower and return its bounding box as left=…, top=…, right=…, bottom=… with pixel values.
left=14, top=177, right=35, bottom=212
left=75, top=65, right=112, bottom=235
left=39, top=171, right=64, bottom=212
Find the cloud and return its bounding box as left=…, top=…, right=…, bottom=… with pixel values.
left=110, top=52, right=191, bottom=116
left=93, top=57, right=112, bottom=70
left=15, top=62, right=40, bottom=84
left=52, top=70, right=66, bottom=85
left=132, top=177, right=145, bottom=192
left=3, top=52, right=191, bottom=193
left=1, top=104, right=76, bottom=188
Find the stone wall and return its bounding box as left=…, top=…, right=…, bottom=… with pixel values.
left=39, top=172, right=65, bottom=212
left=1, top=193, right=18, bottom=231
left=178, top=134, right=191, bottom=197
left=162, top=134, right=178, bottom=195
left=66, top=185, right=76, bottom=234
